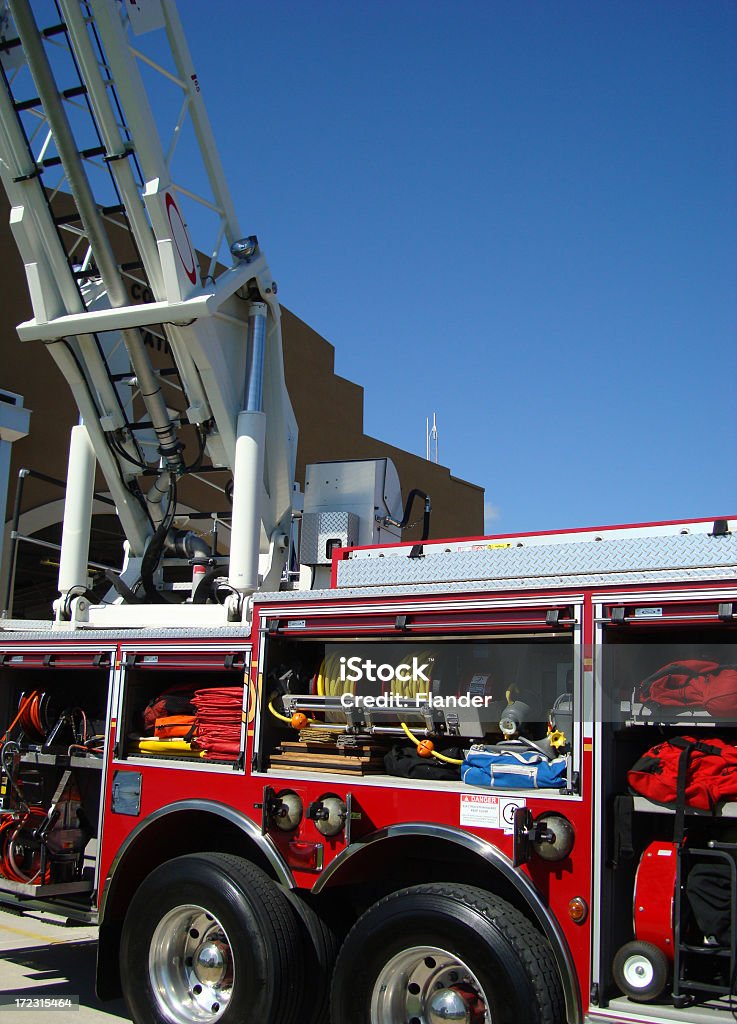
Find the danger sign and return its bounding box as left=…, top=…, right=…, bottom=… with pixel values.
left=460, top=794, right=499, bottom=828
left=460, top=793, right=525, bottom=831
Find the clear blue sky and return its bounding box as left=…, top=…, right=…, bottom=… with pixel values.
left=174, top=0, right=736, bottom=535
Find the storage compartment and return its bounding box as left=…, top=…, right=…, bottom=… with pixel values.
left=256, top=627, right=578, bottom=786
left=0, top=648, right=112, bottom=900
left=601, top=628, right=737, bottom=727
left=597, top=604, right=737, bottom=1017
left=116, top=649, right=248, bottom=766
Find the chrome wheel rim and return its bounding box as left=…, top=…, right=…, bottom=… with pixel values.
left=149, top=904, right=234, bottom=1023
left=370, top=944, right=490, bottom=1023
left=622, top=953, right=654, bottom=990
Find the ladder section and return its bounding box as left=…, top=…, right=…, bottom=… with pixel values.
left=7, top=0, right=184, bottom=469
left=0, top=1, right=297, bottom=601
left=0, top=2, right=155, bottom=551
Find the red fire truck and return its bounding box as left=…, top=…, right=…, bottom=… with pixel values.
left=0, top=4, right=735, bottom=1024
left=2, top=517, right=736, bottom=1024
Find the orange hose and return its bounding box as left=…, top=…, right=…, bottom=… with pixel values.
left=0, top=691, right=39, bottom=744
left=28, top=692, right=43, bottom=735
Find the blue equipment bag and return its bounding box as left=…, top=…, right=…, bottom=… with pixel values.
left=461, top=743, right=568, bottom=790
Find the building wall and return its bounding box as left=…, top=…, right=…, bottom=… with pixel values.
left=0, top=210, right=484, bottom=614
left=280, top=307, right=484, bottom=541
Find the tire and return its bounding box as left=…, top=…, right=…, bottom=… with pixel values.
left=612, top=940, right=670, bottom=1003
left=285, top=891, right=341, bottom=1024
left=330, top=883, right=564, bottom=1024
left=120, top=852, right=304, bottom=1024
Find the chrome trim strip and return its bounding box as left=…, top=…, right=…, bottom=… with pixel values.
left=264, top=622, right=576, bottom=635
left=117, top=643, right=251, bottom=653
left=590, top=612, right=605, bottom=993
left=257, top=595, right=586, bottom=620
left=594, top=612, right=731, bottom=625
left=94, top=655, right=119, bottom=896
left=590, top=585, right=737, bottom=604
left=0, top=644, right=116, bottom=653
left=312, top=821, right=581, bottom=1024
left=99, top=799, right=294, bottom=922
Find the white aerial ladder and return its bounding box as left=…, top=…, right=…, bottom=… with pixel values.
left=0, top=0, right=298, bottom=625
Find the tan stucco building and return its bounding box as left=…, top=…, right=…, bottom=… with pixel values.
left=0, top=207, right=484, bottom=619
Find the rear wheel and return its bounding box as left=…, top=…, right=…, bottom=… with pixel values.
left=330, top=883, right=564, bottom=1024
left=120, top=852, right=303, bottom=1024
left=285, top=890, right=340, bottom=1024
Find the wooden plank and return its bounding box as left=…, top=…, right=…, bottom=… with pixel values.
left=279, top=741, right=384, bottom=757
left=271, top=751, right=384, bottom=767
left=266, top=760, right=377, bottom=776
left=268, top=754, right=384, bottom=774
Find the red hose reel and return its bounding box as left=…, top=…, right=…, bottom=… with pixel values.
left=613, top=841, right=677, bottom=1002
left=0, top=806, right=51, bottom=884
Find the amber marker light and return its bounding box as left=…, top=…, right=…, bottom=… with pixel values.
left=568, top=897, right=588, bottom=924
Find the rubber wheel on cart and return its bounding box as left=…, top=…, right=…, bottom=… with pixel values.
left=612, top=940, right=670, bottom=1002
left=120, top=852, right=304, bottom=1024
left=330, top=883, right=564, bottom=1024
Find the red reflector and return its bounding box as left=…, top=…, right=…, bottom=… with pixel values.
left=286, top=840, right=323, bottom=872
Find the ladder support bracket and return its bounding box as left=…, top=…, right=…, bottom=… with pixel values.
left=16, top=257, right=265, bottom=342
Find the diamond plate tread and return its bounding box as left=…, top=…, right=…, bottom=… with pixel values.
left=335, top=533, right=737, bottom=590
left=301, top=511, right=359, bottom=565
left=258, top=563, right=736, bottom=605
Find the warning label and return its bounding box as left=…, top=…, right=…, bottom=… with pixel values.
left=499, top=797, right=526, bottom=834
left=460, top=793, right=526, bottom=832
left=459, top=794, right=499, bottom=828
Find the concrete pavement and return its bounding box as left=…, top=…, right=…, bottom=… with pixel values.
left=0, top=906, right=131, bottom=1024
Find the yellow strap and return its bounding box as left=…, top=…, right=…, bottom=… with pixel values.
left=267, top=699, right=294, bottom=725
left=399, top=721, right=463, bottom=765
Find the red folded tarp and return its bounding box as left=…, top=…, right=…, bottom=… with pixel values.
left=193, top=687, right=243, bottom=760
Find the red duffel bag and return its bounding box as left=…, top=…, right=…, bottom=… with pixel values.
left=143, top=684, right=197, bottom=734
left=628, top=735, right=737, bottom=811
left=637, top=661, right=737, bottom=717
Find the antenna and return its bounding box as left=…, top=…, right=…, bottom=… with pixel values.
left=426, top=413, right=439, bottom=464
